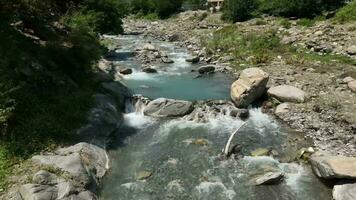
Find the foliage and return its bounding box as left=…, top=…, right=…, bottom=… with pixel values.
left=130, top=0, right=183, bottom=18
left=203, top=26, right=283, bottom=65
left=221, top=0, right=258, bottom=22
left=183, top=0, right=207, bottom=10
left=0, top=0, right=127, bottom=188
left=334, top=1, right=356, bottom=23
left=202, top=25, right=356, bottom=69
left=297, top=18, right=316, bottom=27
left=279, top=18, right=291, bottom=29
left=221, top=0, right=347, bottom=22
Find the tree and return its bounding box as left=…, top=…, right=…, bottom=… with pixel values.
left=222, top=0, right=257, bottom=22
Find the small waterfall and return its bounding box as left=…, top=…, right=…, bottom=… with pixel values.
left=122, top=95, right=154, bottom=129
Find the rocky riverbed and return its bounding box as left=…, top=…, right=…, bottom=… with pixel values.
left=123, top=11, right=356, bottom=157
left=120, top=11, right=356, bottom=200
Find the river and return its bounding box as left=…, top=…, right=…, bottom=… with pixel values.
left=99, top=34, right=332, bottom=200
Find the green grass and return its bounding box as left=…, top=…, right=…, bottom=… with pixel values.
left=297, top=18, right=316, bottom=27
left=203, top=26, right=285, bottom=66
left=279, top=18, right=291, bottom=29
left=202, top=25, right=356, bottom=71
left=134, top=12, right=159, bottom=21
left=334, top=1, right=356, bottom=24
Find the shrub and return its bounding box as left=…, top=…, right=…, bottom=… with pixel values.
left=221, top=0, right=258, bottom=22
left=334, top=1, right=356, bottom=23
left=131, top=0, right=183, bottom=18
left=279, top=18, right=291, bottom=29
left=297, top=18, right=316, bottom=27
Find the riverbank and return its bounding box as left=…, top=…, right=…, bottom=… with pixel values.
left=0, top=61, right=130, bottom=199
left=124, top=11, right=356, bottom=156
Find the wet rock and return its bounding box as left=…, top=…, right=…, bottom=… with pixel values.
left=346, top=45, right=356, bottom=55
left=142, top=67, right=158, bottom=73
left=185, top=56, right=200, bottom=63
left=310, top=153, right=356, bottom=179
left=119, top=68, right=133, bottom=75
left=231, top=68, right=269, bottom=108
left=144, top=98, right=194, bottom=117
left=333, top=182, right=356, bottom=200
left=251, top=148, right=270, bottom=157
left=239, top=109, right=250, bottom=120
left=161, top=57, right=174, bottom=63
left=267, top=85, right=307, bottom=103
left=348, top=80, right=356, bottom=92
left=275, top=103, right=291, bottom=114
left=136, top=171, right=152, bottom=180
left=198, top=65, right=215, bottom=74
left=254, top=171, right=284, bottom=185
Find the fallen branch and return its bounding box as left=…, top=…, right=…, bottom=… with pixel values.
left=223, top=122, right=246, bottom=157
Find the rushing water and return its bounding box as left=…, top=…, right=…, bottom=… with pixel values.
left=99, top=35, right=332, bottom=200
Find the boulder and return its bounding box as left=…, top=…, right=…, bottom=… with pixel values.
left=254, top=171, right=284, bottom=185
left=275, top=103, right=290, bottom=114
left=346, top=45, right=356, bottom=55
left=143, top=43, right=156, bottom=51
left=56, top=142, right=109, bottom=180
left=348, top=80, right=356, bottom=92
left=333, top=182, right=356, bottom=200
left=32, top=153, right=90, bottom=187
left=142, top=67, right=157, bottom=73
left=19, top=184, right=57, bottom=200
left=32, top=143, right=109, bottom=187
left=267, top=85, right=307, bottom=103
left=198, top=65, right=215, bottom=74
left=119, top=68, right=133, bottom=75
left=342, top=77, right=354, bottom=84
left=185, top=56, right=200, bottom=63
left=309, top=154, right=356, bottom=179
left=230, top=68, right=269, bottom=108
left=143, top=98, right=194, bottom=118
left=161, top=57, right=174, bottom=64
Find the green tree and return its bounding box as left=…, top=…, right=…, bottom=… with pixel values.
left=222, top=0, right=258, bottom=22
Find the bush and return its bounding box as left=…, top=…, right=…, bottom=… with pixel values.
left=221, top=0, right=258, bottom=22
left=279, top=18, right=291, bottom=29
left=297, top=18, right=316, bottom=27
left=131, top=0, right=183, bottom=18
left=334, top=1, right=356, bottom=23
left=221, top=0, right=347, bottom=22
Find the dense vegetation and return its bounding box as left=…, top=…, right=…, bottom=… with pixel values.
left=334, top=0, right=356, bottom=23
left=130, top=0, right=183, bottom=18
left=0, top=0, right=127, bottom=188
left=222, top=0, right=347, bottom=22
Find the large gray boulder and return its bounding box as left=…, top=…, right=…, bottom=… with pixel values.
left=231, top=68, right=269, bottom=108
left=267, top=85, right=307, bottom=103
left=19, top=184, right=57, bottom=200
left=32, top=153, right=90, bottom=187
left=32, top=143, right=108, bottom=187
left=333, top=182, right=356, bottom=200
left=143, top=98, right=194, bottom=117
left=16, top=143, right=108, bottom=200
left=310, top=154, right=356, bottom=179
